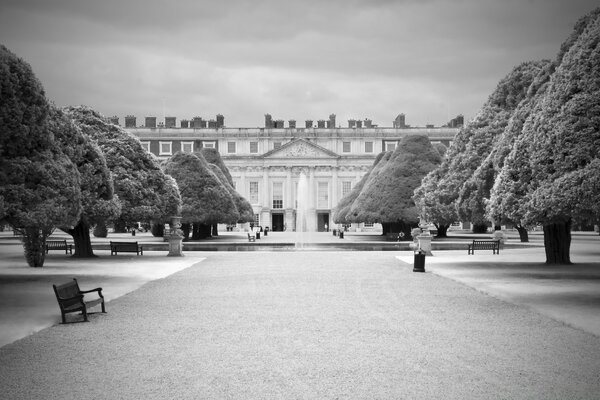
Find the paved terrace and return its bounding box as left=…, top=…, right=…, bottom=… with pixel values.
left=0, top=230, right=598, bottom=398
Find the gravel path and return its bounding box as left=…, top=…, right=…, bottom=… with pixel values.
left=1, top=252, right=599, bottom=399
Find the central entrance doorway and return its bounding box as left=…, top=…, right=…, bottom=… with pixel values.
left=272, top=213, right=284, bottom=231
left=317, top=212, right=330, bottom=232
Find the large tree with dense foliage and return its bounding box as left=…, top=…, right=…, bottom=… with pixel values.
left=164, top=152, right=236, bottom=240
left=490, top=8, right=600, bottom=263
left=200, top=148, right=254, bottom=231
left=332, top=152, right=387, bottom=226
left=49, top=107, right=121, bottom=257
left=64, top=106, right=181, bottom=231
left=349, top=135, right=441, bottom=238
left=457, top=61, right=550, bottom=235
left=0, top=45, right=82, bottom=267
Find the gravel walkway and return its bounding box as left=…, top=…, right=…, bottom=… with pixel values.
left=1, top=252, right=599, bottom=399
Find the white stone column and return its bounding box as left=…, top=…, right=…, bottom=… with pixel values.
left=285, top=167, right=293, bottom=209
left=262, top=167, right=270, bottom=208
left=331, top=166, right=338, bottom=207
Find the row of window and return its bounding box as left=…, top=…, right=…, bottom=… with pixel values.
left=244, top=180, right=353, bottom=208
left=141, top=140, right=396, bottom=156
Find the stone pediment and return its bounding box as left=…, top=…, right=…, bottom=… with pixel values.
left=262, top=139, right=339, bottom=159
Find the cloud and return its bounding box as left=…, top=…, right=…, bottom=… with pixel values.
left=1, top=0, right=598, bottom=127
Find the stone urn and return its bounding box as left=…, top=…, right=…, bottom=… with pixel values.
left=165, top=216, right=184, bottom=257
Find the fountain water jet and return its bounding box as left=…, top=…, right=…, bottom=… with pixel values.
left=295, top=172, right=309, bottom=249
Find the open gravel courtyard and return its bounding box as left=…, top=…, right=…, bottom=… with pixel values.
left=1, top=251, right=599, bottom=399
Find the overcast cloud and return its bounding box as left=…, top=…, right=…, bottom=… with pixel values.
left=1, top=0, right=597, bottom=127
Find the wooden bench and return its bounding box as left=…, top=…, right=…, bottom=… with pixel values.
left=110, top=241, right=143, bottom=255
left=247, top=233, right=256, bottom=242
left=53, top=278, right=106, bottom=323
left=45, top=239, right=73, bottom=255
left=468, top=240, right=500, bottom=255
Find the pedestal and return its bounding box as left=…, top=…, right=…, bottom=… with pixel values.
left=417, top=234, right=433, bottom=256
left=166, top=234, right=184, bottom=257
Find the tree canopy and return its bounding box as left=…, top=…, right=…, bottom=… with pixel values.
left=200, top=148, right=254, bottom=223
left=332, top=151, right=388, bottom=225
left=64, top=106, right=181, bottom=227
left=349, top=135, right=441, bottom=235
left=163, top=152, right=236, bottom=226
left=49, top=107, right=121, bottom=257
left=490, top=8, right=600, bottom=263
left=0, top=45, right=82, bottom=267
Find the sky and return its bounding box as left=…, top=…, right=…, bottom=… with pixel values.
left=1, top=0, right=597, bottom=128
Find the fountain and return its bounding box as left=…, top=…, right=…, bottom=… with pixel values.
left=295, top=172, right=309, bottom=249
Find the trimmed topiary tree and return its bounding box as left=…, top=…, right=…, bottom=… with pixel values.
left=0, top=45, right=82, bottom=267
left=350, top=135, right=442, bottom=239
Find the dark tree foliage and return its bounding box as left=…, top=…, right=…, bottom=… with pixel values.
left=332, top=151, right=389, bottom=225
left=64, top=106, right=181, bottom=229
left=350, top=135, right=441, bottom=239
left=163, top=152, right=236, bottom=240
left=200, top=148, right=254, bottom=224
left=454, top=61, right=548, bottom=227
left=50, top=107, right=121, bottom=257
left=0, top=45, right=82, bottom=267
left=200, top=148, right=234, bottom=185
left=492, top=8, right=600, bottom=263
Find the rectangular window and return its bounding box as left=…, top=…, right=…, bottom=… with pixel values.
left=140, top=141, right=150, bottom=153
left=227, top=141, right=236, bottom=154
left=317, top=182, right=328, bottom=209
left=272, top=182, right=283, bottom=209
left=181, top=141, right=194, bottom=153
left=249, top=181, right=259, bottom=204
left=364, top=141, right=373, bottom=153
left=385, top=141, right=397, bottom=151
left=159, top=141, right=172, bottom=155
left=342, top=141, right=351, bottom=153
left=203, top=141, right=215, bottom=149
left=254, top=214, right=260, bottom=226
left=250, top=141, right=258, bottom=153
left=273, top=141, right=282, bottom=150
left=342, top=181, right=352, bottom=197
left=363, top=222, right=374, bottom=228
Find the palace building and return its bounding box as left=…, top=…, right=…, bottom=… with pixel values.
left=121, top=113, right=460, bottom=232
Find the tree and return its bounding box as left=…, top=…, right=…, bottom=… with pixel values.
left=49, top=107, right=121, bottom=257
left=491, top=8, right=600, bottom=263
left=349, top=135, right=441, bottom=239
left=0, top=45, right=82, bottom=267
left=332, top=152, right=387, bottom=226
left=484, top=60, right=554, bottom=242
left=64, top=106, right=181, bottom=232
left=200, top=148, right=254, bottom=235
left=413, top=168, right=456, bottom=238
left=163, top=152, right=235, bottom=240
left=454, top=61, right=547, bottom=228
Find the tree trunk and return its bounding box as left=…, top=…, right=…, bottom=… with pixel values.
left=22, top=228, right=47, bottom=267
left=69, top=220, right=96, bottom=258
left=435, top=224, right=449, bottom=238
left=191, top=223, right=200, bottom=240
left=472, top=223, right=488, bottom=233
left=181, top=223, right=191, bottom=241
left=113, top=218, right=127, bottom=233
left=212, top=224, right=219, bottom=237
left=198, top=223, right=211, bottom=239
left=516, top=225, right=529, bottom=243
left=151, top=222, right=164, bottom=237
left=543, top=220, right=571, bottom=264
